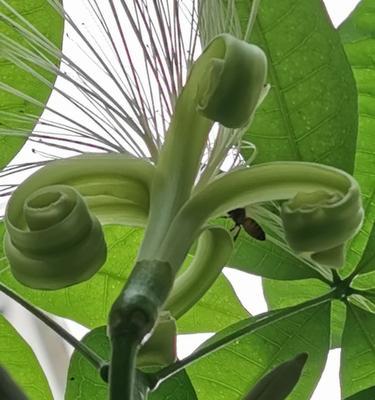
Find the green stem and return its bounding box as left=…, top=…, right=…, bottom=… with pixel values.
left=109, top=334, right=139, bottom=400
left=0, top=283, right=106, bottom=371
left=108, top=260, right=175, bottom=400
left=152, top=289, right=337, bottom=385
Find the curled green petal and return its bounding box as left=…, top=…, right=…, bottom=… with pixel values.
left=164, top=226, right=233, bottom=319
left=4, top=153, right=154, bottom=289
left=7, top=153, right=154, bottom=226
left=4, top=185, right=106, bottom=289
left=281, top=188, right=363, bottom=268
left=156, top=162, right=363, bottom=271
left=197, top=34, right=267, bottom=128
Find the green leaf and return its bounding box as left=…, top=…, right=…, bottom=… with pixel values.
left=351, top=225, right=375, bottom=281
left=348, top=294, right=375, bottom=314
left=0, top=315, right=52, bottom=399
left=262, top=278, right=346, bottom=348
left=341, top=304, right=375, bottom=398
left=187, top=303, right=330, bottom=400
left=65, top=326, right=197, bottom=400
left=0, top=0, right=64, bottom=168
left=235, top=0, right=358, bottom=172
left=339, top=0, right=375, bottom=276
left=351, top=271, right=375, bottom=291
left=65, top=327, right=108, bottom=400
left=150, top=371, right=198, bottom=400
left=330, top=300, right=346, bottom=349
left=229, top=233, right=323, bottom=281
left=263, top=278, right=330, bottom=309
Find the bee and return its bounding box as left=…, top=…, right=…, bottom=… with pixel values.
left=227, top=208, right=266, bottom=241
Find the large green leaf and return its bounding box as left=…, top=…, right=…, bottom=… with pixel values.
left=65, top=326, right=197, bottom=400
left=234, top=0, right=358, bottom=172
left=263, top=278, right=346, bottom=348
left=0, top=223, right=248, bottom=332
left=0, top=0, right=63, bottom=168
left=0, top=315, right=52, bottom=399
left=263, top=278, right=330, bottom=309
left=341, top=304, right=375, bottom=398
left=187, top=303, right=330, bottom=400
left=339, top=0, right=375, bottom=277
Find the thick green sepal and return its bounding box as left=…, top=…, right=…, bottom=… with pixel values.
left=138, top=311, right=177, bottom=368
left=244, top=353, right=308, bottom=400
left=4, top=185, right=106, bottom=290
left=0, top=366, right=28, bottom=400
left=197, top=34, right=267, bottom=128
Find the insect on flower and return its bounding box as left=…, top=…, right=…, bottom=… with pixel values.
left=228, top=208, right=266, bottom=241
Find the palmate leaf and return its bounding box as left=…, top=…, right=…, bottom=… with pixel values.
left=65, top=327, right=197, bottom=400
left=187, top=303, right=330, bottom=400
left=0, top=224, right=248, bottom=331
left=339, top=0, right=375, bottom=277
left=236, top=0, right=358, bottom=172
left=0, top=315, right=52, bottom=399
left=341, top=304, right=375, bottom=398
left=0, top=0, right=63, bottom=168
